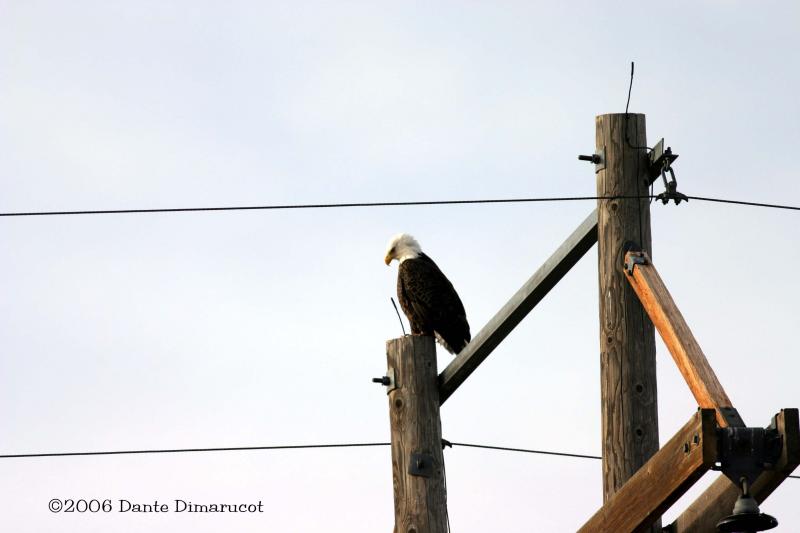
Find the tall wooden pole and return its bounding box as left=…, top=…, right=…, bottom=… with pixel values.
left=596, top=113, right=661, bottom=530
left=386, top=335, right=447, bottom=533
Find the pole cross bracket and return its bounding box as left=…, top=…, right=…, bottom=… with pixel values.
left=408, top=452, right=435, bottom=478
left=624, top=251, right=648, bottom=275
left=647, top=138, right=679, bottom=181
left=715, top=426, right=783, bottom=487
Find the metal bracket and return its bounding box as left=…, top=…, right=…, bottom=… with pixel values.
left=624, top=252, right=648, bottom=275
left=594, top=147, right=606, bottom=173
left=648, top=138, right=688, bottom=205
left=716, top=426, right=783, bottom=486
left=408, top=452, right=435, bottom=478
left=577, top=146, right=605, bottom=173
left=648, top=139, right=679, bottom=181
left=720, top=407, right=746, bottom=428
left=384, top=367, right=396, bottom=394
left=372, top=367, right=397, bottom=394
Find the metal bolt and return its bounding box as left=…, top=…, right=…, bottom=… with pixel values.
left=372, top=376, right=390, bottom=386
left=578, top=154, right=601, bottom=164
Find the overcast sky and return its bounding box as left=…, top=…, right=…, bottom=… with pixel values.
left=1, top=1, right=798, bottom=531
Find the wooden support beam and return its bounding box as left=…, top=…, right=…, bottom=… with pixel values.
left=578, top=409, right=718, bottom=533
left=438, top=209, right=598, bottom=405
left=623, top=251, right=743, bottom=428
left=596, top=113, right=660, bottom=526
left=386, top=336, right=448, bottom=533
left=667, top=409, right=800, bottom=533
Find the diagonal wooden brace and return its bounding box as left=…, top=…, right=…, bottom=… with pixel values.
left=623, top=251, right=743, bottom=428
left=438, top=210, right=598, bottom=405
left=578, top=409, right=718, bottom=533
left=624, top=252, right=800, bottom=530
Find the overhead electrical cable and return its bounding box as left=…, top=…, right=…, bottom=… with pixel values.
left=0, top=440, right=797, bottom=480
left=0, top=194, right=798, bottom=218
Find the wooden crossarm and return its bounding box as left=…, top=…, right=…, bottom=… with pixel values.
left=667, top=409, right=799, bottom=532
left=578, top=409, right=718, bottom=533
left=623, top=251, right=742, bottom=428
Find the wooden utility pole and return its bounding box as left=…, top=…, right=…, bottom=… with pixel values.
left=596, top=113, right=661, bottom=530
left=385, top=335, right=447, bottom=533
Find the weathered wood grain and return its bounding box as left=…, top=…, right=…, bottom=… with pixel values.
left=596, top=113, right=660, bottom=529
left=438, top=209, right=598, bottom=405
left=386, top=336, right=447, bottom=533
left=667, top=409, right=799, bottom=532
left=578, top=409, right=717, bottom=533
left=623, top=251, right=742, bottom=428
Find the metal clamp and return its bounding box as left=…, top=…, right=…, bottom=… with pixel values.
left=624, top=252, right=648, bottom=275
left=648, top=139, right=678, bottom=181
left=649, top=139, right=688, bottom=205
left=716, top=426, right=783, bottom=486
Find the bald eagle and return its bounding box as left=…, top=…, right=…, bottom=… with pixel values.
left=384, top=234, right=471, bottom=354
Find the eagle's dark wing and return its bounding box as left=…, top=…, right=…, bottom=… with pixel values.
left=397, top=253, right=470, bottom=354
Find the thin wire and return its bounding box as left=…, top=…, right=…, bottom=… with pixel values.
left=625, top=61, right=635, bottom=114
left=687, top=196, right=800, bottom=212
left=0, top=442, right=391, bottom=459
left=448, top=442, right=601, bottom=461
left=624, top=61, right=653, bottom=153
left=0, top=196, right=654, bottom=217
left=442, top=444, right=452, bottom=533
left=2, top=194, right=799, bottom=218
left=390, top=297, right=407, bottom=336
left=0, top=441, right=596, bottom=461
left=0, top=440, right=796, bottom=480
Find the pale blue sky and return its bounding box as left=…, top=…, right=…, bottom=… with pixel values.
left=1, top=1, right=798, bottom=531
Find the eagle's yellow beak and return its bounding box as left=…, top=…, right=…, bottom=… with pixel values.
left=384, top=254, right=392, bottom=265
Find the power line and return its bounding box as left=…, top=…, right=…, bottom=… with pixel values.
left=1, top=440, right=797, bottom=479
left=0, top=194, right=797, bottom=218
left=449, top=442, right=601, bottom=461
left=0, top=442, right=390, bottom=459
left=0, top=441, right=599, bottom=461
left=686, top=196, right=800, bottom=212
left=0, top=441, right=600, bottom=460
left=0, top=196, right=647, bottom=217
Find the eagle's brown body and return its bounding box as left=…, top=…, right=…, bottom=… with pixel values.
left=397, top=252, right=471, bottom=354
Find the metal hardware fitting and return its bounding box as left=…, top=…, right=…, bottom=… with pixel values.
left=649, top=139, right=688, bottom=205
left=717, top=426, right=783, bottom=487
left=409, top=452, right=435, bottom=478
left=624, top=252, right=647, bottom=275
left=720, top=406, right=746, bottom=429
left=372, top=367, right=396, bottom=394
left=578, top=146, right=605, bottom=173
left=648, top=139, right=677, bottom=180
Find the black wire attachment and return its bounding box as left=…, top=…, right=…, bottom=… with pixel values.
left=649, top=139, right=688, bottom=205
left=390, top=297, right=407, bottom=336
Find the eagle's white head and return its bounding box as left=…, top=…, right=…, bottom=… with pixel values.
left=384, top=233, right=422, bottom=265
